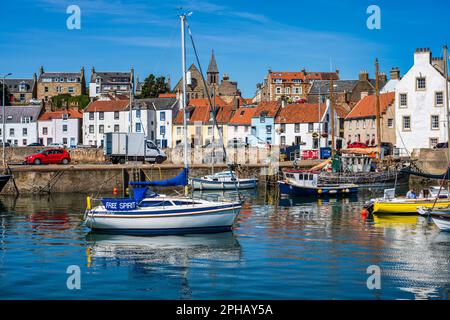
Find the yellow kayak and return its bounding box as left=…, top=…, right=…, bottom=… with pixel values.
left=372, top=198, right=450, bottom=214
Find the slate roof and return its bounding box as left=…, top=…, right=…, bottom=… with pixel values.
left=346, top=92, right=395, bottom=120
left=207, top=50, right=219, bottom=74
left=4, top=79, right=34, bottom=94
left=308, top=80, right=359, bottom=95
left=90, top=72, right=132, bottom=84
left=40, top=72, right=82, bottom=80
left=134, top=97, right=178, bottom=110
left=1, top=105, right=42, bottom=123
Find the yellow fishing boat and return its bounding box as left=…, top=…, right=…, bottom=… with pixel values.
left=367, top=187, right=450, bottom=215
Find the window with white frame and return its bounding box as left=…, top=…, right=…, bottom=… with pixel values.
left=99, top=125, right=104, bottom=134
left=399, top=93, right=407, bottom=107
left=435, top=92, right=444, bottom=106
left=281, top=136, right=286, bottom=145
left=430, top=138, right=438, bottom=148
left=114, top=124, right=119, bottom=132
left=416, top=77, right=426, bottom=90
left=275, top=87, right=281, bottom=94
left=431, top=115, right=439, bottom=129
left=293, top=87, right=302, bottom=94
left=308, top=123, right=313, bottom=132
left=63, top=124, right=68, bottom=132
left=89, top=125, right=94, bottom=133
left=177, top=127, right=182, bottom=135
left=402, top=116, right=411, bottom=131
left=294, top=123, right=300, bottom=133
left=22, top=128, right=27, bottom=136
left=68, top=87, right=74, bottom=94
left=387, top=118, right=394, bottom=128
left=99, top=112, right=104, bottom=120
left=285, top=87, right=290, bottom=94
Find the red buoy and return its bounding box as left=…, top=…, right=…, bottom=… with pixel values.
left=113, top=186, right=118, bottom=195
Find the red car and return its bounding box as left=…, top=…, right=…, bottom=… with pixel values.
left=24, top=148, right=71, bottom=165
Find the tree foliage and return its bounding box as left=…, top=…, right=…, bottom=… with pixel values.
left=0, top=83, right=11, bottom=106
left=139, top=74, right=171, bottom=98
left=51, top=94, right=89, bottom=110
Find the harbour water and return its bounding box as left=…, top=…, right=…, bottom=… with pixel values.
left=0, top=187, right=449, bottom=300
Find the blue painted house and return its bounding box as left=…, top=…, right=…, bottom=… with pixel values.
left=248, top=101, right=281, bottom=146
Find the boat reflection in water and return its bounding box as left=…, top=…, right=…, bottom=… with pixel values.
left=85, top=232, right=242, bottom=267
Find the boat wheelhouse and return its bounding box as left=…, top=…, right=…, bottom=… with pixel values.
left=278, top=169, right=358, bottom=196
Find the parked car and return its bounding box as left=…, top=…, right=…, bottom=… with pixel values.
left=27, top=142, right=44, bottom=147
left=24, top=148, right=71, bottom=165
left=434, top=142, right=448, bottom=149
left=47, top=143, right=66, bottom=149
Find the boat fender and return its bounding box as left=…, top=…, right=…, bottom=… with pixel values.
left=361, top=208, right=369, bottom=219
left=318, top=189, right=323, bottom=194
left=86, top=196, right=91, bottom=210
left=113, top=186, right=118, bottom=195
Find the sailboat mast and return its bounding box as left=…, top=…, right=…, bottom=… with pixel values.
left=444, top=45, right=450, bottom=160
left=180, top=14, right=188, bottom=169
left=375, top=58, right=381, bottom=159
left=330, top=76, right=335, bottom=155
left=180, top=14, right=189, bottom=196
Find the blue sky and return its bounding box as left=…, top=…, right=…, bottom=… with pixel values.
left=0, top=0, right=449, bottom=97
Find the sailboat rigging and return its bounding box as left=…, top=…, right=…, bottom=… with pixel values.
left=83, top=13, right=243, bottom=235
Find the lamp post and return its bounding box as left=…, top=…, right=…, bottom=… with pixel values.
left=2, top=73, right=12, bottom=167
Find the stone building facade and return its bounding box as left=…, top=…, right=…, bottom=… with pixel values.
left=173, top=50, right=241, bottom=102
left=4, top=74, right=38, bottom=105
left=37, top=66, right=86, bottom=103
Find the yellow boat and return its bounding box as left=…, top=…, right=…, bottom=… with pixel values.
left=372, top=198, right=450, bottom=214
left=369, top=186, right=450, bottom=215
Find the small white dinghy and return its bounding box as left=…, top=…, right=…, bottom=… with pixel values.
left=191, top=171, right=257, bottom=190
left=417, top=206, right=450, bottom=232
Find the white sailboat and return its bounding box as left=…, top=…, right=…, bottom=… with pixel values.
left=84, top=13, right=242, bottom=235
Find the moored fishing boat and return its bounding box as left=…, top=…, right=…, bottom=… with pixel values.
left=278, top=169, right=358, bottom=196
left=417, top=206, right=450, bottom=231
left=366, top=187, right=450, bottom=215
left=191, top=170, right=257, bottom=190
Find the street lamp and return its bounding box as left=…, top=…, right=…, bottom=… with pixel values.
left=2, top=73, right=12, bottom=167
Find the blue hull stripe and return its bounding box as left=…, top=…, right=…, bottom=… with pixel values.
left=91, top=226, right=233, bottom=235
left=93, top=204, right=241, bottom=217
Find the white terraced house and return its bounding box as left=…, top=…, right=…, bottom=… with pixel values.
left=394, top=48, right=450, bottom=154
left=0, top=105, right=42, bottom=146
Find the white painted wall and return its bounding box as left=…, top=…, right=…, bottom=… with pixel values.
left=83, top=109, right=155, bottom=146
left=395, top=50, right=450, bottom=154
left=227, top=125, right=251, bottom=145
left=2, top=122, right=39, bottom=146
left=38, top=119, right=81, bottom=146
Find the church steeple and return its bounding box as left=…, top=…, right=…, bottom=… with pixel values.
left=207, top=50, right=219, bottom=85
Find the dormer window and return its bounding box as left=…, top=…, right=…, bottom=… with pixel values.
left=21, top=116, right=31, bottom=123
left=19, top=83, right=28, bottom=92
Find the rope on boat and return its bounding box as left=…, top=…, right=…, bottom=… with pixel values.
left=186, top=20, right=242, bottom=203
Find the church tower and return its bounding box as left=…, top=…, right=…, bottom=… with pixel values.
left=207, top=50, right=219, bottom=85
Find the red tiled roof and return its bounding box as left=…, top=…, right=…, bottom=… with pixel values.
left=188, top=96, right=230, bottom=108
left=346, top=92, right=395, bottom=119
left=275, top=103, right=326, bottom=124
left=85, top=100, right=129, bottom=112
left=173, top=105, right=235, bottom=125
left=38, top=109, right=83, bottom=121
left=229, top=107, right=257, bottom=125
left=159, top=93, right=177, bottom=98
left=253, top=101, right=280, bottom=118
left=269, top=71, right=339, bottom=82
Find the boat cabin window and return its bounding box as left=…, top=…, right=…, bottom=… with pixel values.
left=140, top=200, right=173, bottom=207
left=172, top=200, right=201, bottom=205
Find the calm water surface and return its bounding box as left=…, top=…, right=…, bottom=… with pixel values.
left=0, top=187, right=449, bottom=300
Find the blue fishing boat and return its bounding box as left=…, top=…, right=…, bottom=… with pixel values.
left=279, top=169, right=359, bottom=196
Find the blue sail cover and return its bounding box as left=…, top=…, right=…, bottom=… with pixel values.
left=129, top=168, right=189, bottom=187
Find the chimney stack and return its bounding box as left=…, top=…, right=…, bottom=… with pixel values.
left=378, top=72, right=387, bottom=84
left=359, top=70, right=369, bottom=82
left=389, top=67, right=401, bottom=80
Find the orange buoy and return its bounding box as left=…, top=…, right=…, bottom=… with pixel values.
left=113, top=186, right=118, bottom=195
left=361, top=208, right=369, bottom=219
